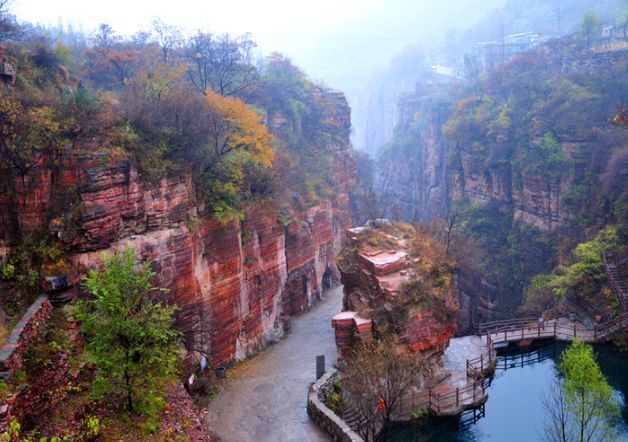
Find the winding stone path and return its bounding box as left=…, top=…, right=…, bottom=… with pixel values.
left=206, top=285, right=343, bottom=442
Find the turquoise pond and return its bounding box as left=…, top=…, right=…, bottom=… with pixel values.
left=388, top=342, right=628, bottom=441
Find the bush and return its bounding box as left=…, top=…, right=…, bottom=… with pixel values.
left=73, top=248, right=180, bottom=413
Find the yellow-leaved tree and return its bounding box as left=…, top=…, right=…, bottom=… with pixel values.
left=204, top=88, right=274, bottom=167
left=201, top=88, right=276, bottom=221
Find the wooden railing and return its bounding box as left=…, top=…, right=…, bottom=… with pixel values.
left=477, top=317, right=538, bottom=335
left=470, top=311, right=628, bottom=346
left=396, top=377, right=490, bottom=416
left=466, top=334, right=496, bottom=379
left=595, top=311, right=628, bottom=339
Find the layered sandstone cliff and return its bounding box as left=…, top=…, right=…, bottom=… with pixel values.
left=0, top=90, right=355, bottom=367
left=378, top=84, right=581, bottom=231
left=333, top=221, right=458, bottom=358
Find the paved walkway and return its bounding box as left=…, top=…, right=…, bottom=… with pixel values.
left=441, top=336, right=486, bottom=388
left=205, top=286, right=343, bottom=442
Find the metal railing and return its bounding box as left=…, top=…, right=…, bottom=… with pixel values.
left=603, top=246, right=628, bottom=312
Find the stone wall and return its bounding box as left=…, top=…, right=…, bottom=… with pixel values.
left=0, top=296, right=52, bottom=377
left=561, top=48, right=628, bottom=76
left=307, top=370, right=363, bottom=442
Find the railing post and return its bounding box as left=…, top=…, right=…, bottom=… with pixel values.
left=554, top=321, right=557, bottom=336
left=473, top=381, right=476, bottom=402
left=429, top=388, right=432, bottom=411
left=573, top=324, right=576, bottom=338
left=538, top=322, right=540, bottom=337
left=505, top=329, right=507, bottom=341
left=480, top=353, right=484, bottom=373
left=456, top=387, right=459, bottom=407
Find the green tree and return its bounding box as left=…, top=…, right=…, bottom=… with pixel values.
left=74, top=248, right=180, bottom=413
left=542, top=340, right=620, bottom=442
left=524, top=227, right=620, bottom=307
left=581, top=11, right=602, bottom=49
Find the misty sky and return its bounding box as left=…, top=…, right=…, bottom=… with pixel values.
left=12, top=0, right=505, bottom=81
left=13, top=0, right=510, bottom=150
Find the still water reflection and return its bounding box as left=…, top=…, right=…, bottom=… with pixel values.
left=389, top=342, right=628, bottom=441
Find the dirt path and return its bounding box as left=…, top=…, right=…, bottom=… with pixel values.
left=205, top=285, right=343, bottom=442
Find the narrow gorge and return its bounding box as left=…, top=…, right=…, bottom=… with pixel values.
left=0, top=0, right=627, bottom=441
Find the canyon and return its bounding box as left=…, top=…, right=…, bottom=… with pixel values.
left=376, top=45, right=628, bottom=312
left=379, top=48, right=628, bottom=231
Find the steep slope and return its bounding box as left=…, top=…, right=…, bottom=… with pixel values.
left=378, top=42, right=628, bottom=310
left=0, top=89, right=355, bottom=367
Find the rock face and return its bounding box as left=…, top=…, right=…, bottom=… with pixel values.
left=378, top=83, right=578, bottom=230
left=378, top=49, right=628, bottom=232
left=0, top=90, right=355, bottom=367
left=379, top=86, right=452, bottom=223
left=334, top=222, right=458, bottom=358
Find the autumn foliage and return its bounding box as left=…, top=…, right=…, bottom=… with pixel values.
left=204, top=88, right=274, bottom=168
left=0, top=18, right=343, bottom=223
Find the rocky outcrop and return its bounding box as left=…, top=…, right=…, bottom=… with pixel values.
left=0, top=90, right=356, bottom=367
left=334, top=222, right=458, bottom=357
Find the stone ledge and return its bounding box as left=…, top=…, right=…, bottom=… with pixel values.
left=307, top=370, right=363, bottom=442
left=0, top=295, right=52, bottom=376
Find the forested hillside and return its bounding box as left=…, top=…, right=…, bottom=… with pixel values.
left=379, top=35, right=628, bottom=315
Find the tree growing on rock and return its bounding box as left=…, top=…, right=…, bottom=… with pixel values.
left=342, top=334, right=431, bottom=441
left=73, top=248, right=181, bottom=413
left=0, top=96, right=61, bottom=177
left=542, top=340, right=620, bottom=442
left=198, top=88, right=275, bottom=220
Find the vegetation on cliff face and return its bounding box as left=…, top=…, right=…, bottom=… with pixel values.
left=74, top=248, right=180, bottom=413
left=379, top=35, right=628, bottom=313
left=340, top=221, right=459, bottom=331
left=524, top=227, right=623, bottom=315
left=0, top=16, right=349, bottom=224
left=454, top=199, right=558, bottom=311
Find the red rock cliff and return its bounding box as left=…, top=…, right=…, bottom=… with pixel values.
left=334, top=221, right=458, bottom=358
left=0, top=90, right=355, bottom=367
